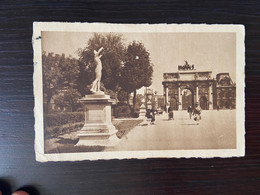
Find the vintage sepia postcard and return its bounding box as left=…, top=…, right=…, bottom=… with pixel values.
left=33, top=22, right=245, bottom=162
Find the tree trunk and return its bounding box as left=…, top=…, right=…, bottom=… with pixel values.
left=46, top=95, right=52, bottom=113
left=127, top=93, right=130, bottom=105
left=133, top=90, right=137, bottom=111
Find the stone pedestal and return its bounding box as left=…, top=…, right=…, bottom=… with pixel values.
left=75, top=93, right=118, bottom=147
left=138, top=103, right=146, bottom=119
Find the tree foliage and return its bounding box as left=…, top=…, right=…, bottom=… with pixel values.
left=53, top=88, right=81, bottom=112
left=117, top=89, right=129, bottom=103
left=120, top=41, right=153, bottom=92
left=120, top=41, right=153, bottom=109
left=42, top=52, right=79, bottom=112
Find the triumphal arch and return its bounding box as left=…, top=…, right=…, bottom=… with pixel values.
left=162, top=63, right=214, bottom=111
left=162, top=61, right=236, bottom=111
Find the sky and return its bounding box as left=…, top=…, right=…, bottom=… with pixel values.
left=42, top=31, right=236, bottom=95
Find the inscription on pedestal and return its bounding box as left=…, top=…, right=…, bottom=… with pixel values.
left=85, top=105, right=105, bottom=123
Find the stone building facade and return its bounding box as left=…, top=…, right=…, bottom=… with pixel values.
left=213, top=73, right=236, bottom=109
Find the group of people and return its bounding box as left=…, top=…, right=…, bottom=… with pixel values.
left=145, top=102, right=202, bottom=125
left=188, top=102, right=202, bottom=124
left=168, top=102, right=202, bottom=124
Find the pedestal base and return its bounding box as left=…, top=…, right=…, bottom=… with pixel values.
left=138, top=104, right=146, bottom=119
left=76, top=128, right=119, bottom=147
left=75, top=94, right=119, bottom=147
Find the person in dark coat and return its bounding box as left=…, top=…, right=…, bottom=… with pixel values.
left=146, top=108, right=152, bottom=119
left=168, top=106, right=174, bottom=120
left=150, top=107, right=156, bottom=125
left=187, top=106, right=193, bottom=119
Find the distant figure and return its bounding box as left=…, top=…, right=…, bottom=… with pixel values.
left=146, top=108, right=155, bottom=125
left=168, top=106, right=174, bottom=120
left=90, top=47, right=104, bottom=93
left=146, top=108, right=152, bottom=119
left=193, top=102, right=202, bottom=125
left=216, top=105, right=220, bottom=111
left=150, top=108, right=156, bottom=125
left=187, top=105, right=193, bottom=119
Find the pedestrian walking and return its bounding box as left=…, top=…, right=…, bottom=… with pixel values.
left=150, top=107, right=156, bottom=125
left=168, top=106, right=174, bottom=120
left=146, top=108, right=152, bottom=119
left=187, top=105, right=193, bottom=119
left=193, top=102, right=202, bottom=125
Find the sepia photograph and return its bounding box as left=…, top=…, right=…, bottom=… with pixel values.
left=33, top=23, right=245, bottom=161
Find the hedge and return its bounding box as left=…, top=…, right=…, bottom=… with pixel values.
left=45, top=122, right=84, bottom=138
left=114, top=105, right=132, bottom=118
left=45, top=112, right=84, bottom=127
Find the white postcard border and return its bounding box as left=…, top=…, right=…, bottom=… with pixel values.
left=33, top=22, right=245, bottom=162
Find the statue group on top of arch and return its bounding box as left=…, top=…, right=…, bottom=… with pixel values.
left=178, top=60, right=195, bottom=71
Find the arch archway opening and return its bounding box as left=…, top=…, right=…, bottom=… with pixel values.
left=181, top=88, right=194, bottom=110
left=199, top=96, right=208, bottom=110
left=169, top=97, right=178, bottom=110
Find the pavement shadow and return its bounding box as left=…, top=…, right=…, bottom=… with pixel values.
left=56, top=137, right=79, bottom=145
left=162, top=118, right=190, bottom=121
left=117, top=131, right=126, bottom=139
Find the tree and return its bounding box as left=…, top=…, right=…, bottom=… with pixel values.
left=117, top=89, right=129, bottom=103
left=42, top=52, right=80, bottom=112
left=42, top=52, right=62, bottom=112
left=120, top=41, right=153, bottom=110
left=77, top=33, right=125, bottom=96
left=59, top=55, right=79, bottom=89
left=53, top=88, right=81, bottom=112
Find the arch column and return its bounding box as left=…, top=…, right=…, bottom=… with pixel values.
left=163, top=84, right=169, bottom=113
left=165, top=85, right=169, bottom=112
left=178, top=85, right=182, bottom=110
left=195, top=83, right=199, bottom=103
left=208, top=83, right=213, bottom=110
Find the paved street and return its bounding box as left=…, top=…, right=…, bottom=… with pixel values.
left=107, top=110, right=236, bottom=151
